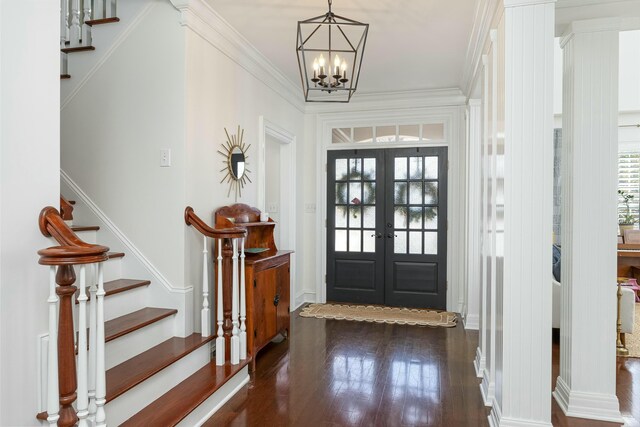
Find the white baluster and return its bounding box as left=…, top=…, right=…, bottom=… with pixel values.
left=47, top=267, right=60, bottom=426
left=87, top=265, right=97, bottom=421
left=230, top=238, right=240, bottom=365
left=76, top=265, right=89, bottom=427
left=95, top=263, right=107, bottom=427
left=60, top=0, right=69, bottom=76
left=215, top=239, right=225, bottom=366
left=106, top=0, right=117, bottom=19
left=239, top=238, right=247, bottom=360
left=202, top=236, right=211, bottom=337
left=93, top=0, right=104, bottom=20
left=82, top=0, right=92, bottom=46
left=69, top=0, right=81, bottom=47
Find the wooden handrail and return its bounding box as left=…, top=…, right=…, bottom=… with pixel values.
left=184, top=206, right=247, bottom=239
left=38, top=206, right=109, bottom=263
left=60, top=196, right=74, bottom=221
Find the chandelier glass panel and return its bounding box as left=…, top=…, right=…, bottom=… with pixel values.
left=296, top=0, right=369, bottom=103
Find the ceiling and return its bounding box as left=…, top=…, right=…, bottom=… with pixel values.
left=205, top=0, right=479, bottom=94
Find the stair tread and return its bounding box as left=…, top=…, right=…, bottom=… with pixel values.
left=107, top=251, right=125, bottom=259
left=75, top=278, right=150, bottom=303
left=121, top=359, right=250, bottom=427
left=71, top=225, right=100, bottom=232
left=61, top=45, right=95, bottom=53
left=105, top=307, right=177, bottom=342
left=86, top=17, right=120, bottom=26
left=106, top=334, right=215, bottom=403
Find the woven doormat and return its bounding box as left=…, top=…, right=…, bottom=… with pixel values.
left=300, top=303, right=457, bottom=328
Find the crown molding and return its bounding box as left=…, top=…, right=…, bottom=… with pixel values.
left=169, top=0, right=305, bottom=113
left=560, top=16, right=640, bottom=47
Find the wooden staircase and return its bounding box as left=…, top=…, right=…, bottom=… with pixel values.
left=37, top=200, right=251, bottom=426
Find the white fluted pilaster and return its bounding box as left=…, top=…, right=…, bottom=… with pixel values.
left=552, top=18, right=623, bottom=424
left=466, top=99, right=482, bottom=334
left=490, top=0, right=555, bottom=425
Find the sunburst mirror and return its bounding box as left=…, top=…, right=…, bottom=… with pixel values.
left=218, top=126, right=251, bottom=200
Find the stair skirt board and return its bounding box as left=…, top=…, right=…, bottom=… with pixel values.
left=105, top=314, right=175, bottom=370
left=177, top=367, right=250, bottom=427
left=105, top=344, right=212, bottom=427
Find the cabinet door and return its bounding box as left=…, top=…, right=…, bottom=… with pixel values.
left=274, top=261, right=290, bottom=333
left=254, top=268, right=277, bottom=349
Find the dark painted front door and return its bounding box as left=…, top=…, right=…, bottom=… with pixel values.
left=326, top=147, right=448, bottom=309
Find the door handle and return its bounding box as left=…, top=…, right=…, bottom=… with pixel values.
left=370, top=233, right=383, bottom=239
left=387, top=233, right=398, bottom=238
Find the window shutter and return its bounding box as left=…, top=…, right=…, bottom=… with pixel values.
left=618, top=152, right=640, bottom=224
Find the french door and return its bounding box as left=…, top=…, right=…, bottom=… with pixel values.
left=326, top=147, right=448, bottom=309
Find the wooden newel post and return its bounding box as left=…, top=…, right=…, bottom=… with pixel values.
left=56, top=265, right=79, bottom=427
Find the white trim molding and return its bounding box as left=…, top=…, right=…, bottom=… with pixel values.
left=169, top=0, right=305, bottom=113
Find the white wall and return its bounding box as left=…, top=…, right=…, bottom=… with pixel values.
left=61, top=1, right=187, bottom=288
left=0, top=1, right=60, bottom=424
left=182, top=27, right=306, bottom=327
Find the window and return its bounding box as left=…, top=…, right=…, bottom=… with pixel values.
left=619, top=152, right=640, bottom=225
left=331, top=122, right=446, bottom=144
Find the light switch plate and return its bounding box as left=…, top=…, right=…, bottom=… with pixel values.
left=160, top=149, right=171, bottom=167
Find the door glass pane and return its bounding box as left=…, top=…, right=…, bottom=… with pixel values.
left=394, top=231, right=407, bottom=254
left=349, top=158, right=362, bottom=179
left=408, top=207, right=422, bottom=229
left=363, top=182, right=375, bottom=204
left=363, top=232, right=376, bottom=253
left=424, top=157, right=438, bottom=179
left=394, top=182, right=407, bottom=204
left=394, top=157, right=407, bottom=179
left=335, top=206, right=348, bottom=228
left=424, top=232, right=437, bottom=255
left=394, top=207, right=407, bottom=229
left=332, top=128, right=352, bottom=144
left=424, top=182, right=438, bottom=204
left=409, top=182, right=422, bottom=204
left=409, top=157, right=422, bottom=179
left=363, top=206, right=375, bottom=228
left=335, top=159, right=348, bottom=180
left=349, top=206, right=361, bottom=228
left=399, top=125, right=420, bottom=142
left=354, top=127, right=373, bottom=143
left=376, top=126, right=396, bottom=143
left=422, top=123, right=444, bottom=141
left=409, top=231, right=422, bottom=254
left=349, top=183, right=362, bottom=204
left=335, top=230, right=347, bottom=252
left=363, top=158, right=376, bottom=180
left=424, top=207, right=438, bottom=229
left=335, top=183, right=347, bottom=204
left=349, top=230, right=361, bottom=252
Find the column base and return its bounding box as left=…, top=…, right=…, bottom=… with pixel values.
left=464, top=313, right=480, bottom=330
left=474, top=347, right=486, bottom=378
left=553, top=376, right=623, bottom=423
left=480, top=372, right=494, bottom=406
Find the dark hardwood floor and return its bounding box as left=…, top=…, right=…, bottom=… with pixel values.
left=205, top=308, right=640, bottom=426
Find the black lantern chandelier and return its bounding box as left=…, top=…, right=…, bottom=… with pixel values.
left=296, top=0, right=369, bottom=103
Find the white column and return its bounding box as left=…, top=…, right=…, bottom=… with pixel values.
left=76, top=265, right=89, bottom=427
left=201, top=236, right=211, bottom=337
left=230, top=238, right=240, bottom=365
left=215, top=239, right=225, bottom=366
left=466, top=98, right=482, bottom=334
left=46, top=266, right=60, bottom=426
left=553, top=19, right=622, bottom=424
left=239, top=238, right=247, bottom=360
left=490, top=0, right=555, bottom=425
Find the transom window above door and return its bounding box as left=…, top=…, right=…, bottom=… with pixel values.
left=332, top=123, right=445, bottom=144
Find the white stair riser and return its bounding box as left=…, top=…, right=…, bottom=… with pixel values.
left=73, top=229, right=97, bottom=244
left=102, top=286, right=147, bottom=322
left=103, top=258, right=122, bottom=283
left=105, top=315, right=175, bottom=370
left=105, top=344, right=212, bottom=426
left=177, top=367, right=249, bottom=427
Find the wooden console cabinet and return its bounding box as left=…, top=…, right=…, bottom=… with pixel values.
left=215, top=204, right=291, bottom=372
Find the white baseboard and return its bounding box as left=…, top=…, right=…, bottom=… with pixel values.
left=293, top=291, right=316, bottom=311
left=464, top=313, right=480, bottom=330
left=480, top=371, right=494, bottom=407
left=474, top=347, right=485, bottom=378
left=553, top=376, right=623, bottom=423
